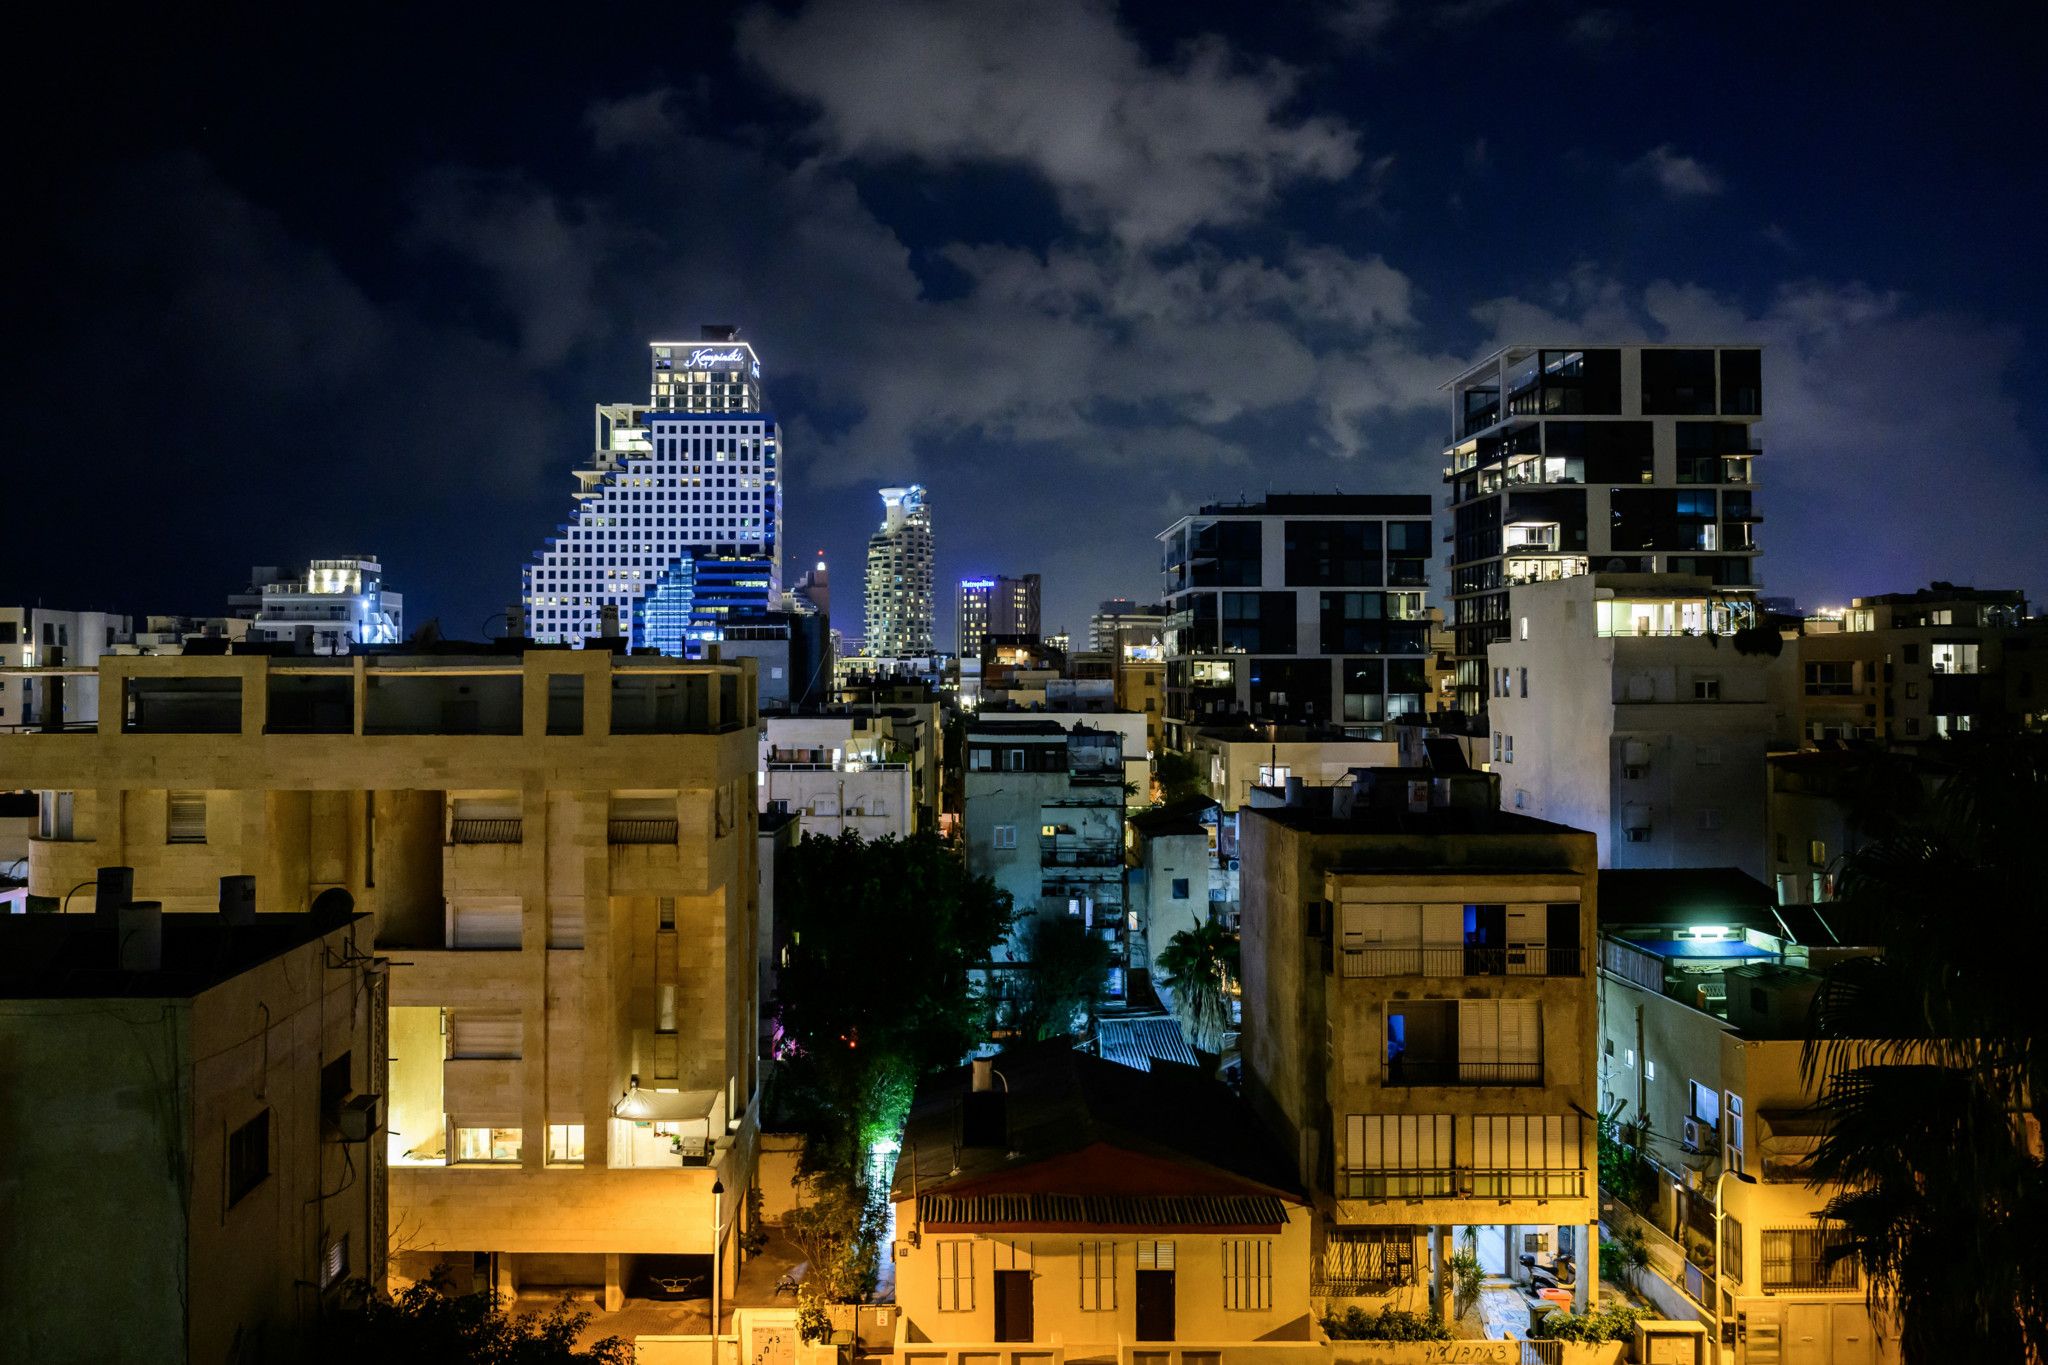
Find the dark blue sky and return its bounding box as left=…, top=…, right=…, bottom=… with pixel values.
left=7, top=0, right=2045, bottom=646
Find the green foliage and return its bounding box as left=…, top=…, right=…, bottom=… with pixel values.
left=1318, top=1306, right=1453, bottom=1341
left=1155, top=918, right=1240, bottom=1054
left=1596, top=1096, right=1657, bottom=1214
left=1600, top=1225, right=1650, bottom=1292
left=1531, top=1302, right=1650, bottom=1344
left=1450, top=1228, right=1483, bottom=1320
left=740, top=1185, right=769, bottom=1259
left=1801, top=736, right=2048, bottom=1363
left=794, top=1286, right=833, bottom=1345
left=312, top=1272, right=628, bottom=1363
left=1011, top=914, right=1112, bottom=1041
left=1155, top=749, right=1204, bottom=803
left=783, top=1171, right=886, bottom=1305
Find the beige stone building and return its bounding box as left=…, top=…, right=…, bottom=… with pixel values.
left=1237, top=770, right=1601, bottom=1319
left=2, top=646, right=761, bottom=1310
left=1, top=903, right=385, bottom=1364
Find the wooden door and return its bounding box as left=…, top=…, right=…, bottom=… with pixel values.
left=994, top=1269, right=1033, bottom=1342
left=1135, top=1270, right=1175, bottom=1341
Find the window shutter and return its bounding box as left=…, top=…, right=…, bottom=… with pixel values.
left=450, top=897, right=522, bottom=948
left=448, top=1013, right=522, bottom=1058
left=168, top=791, right=207, bottom=843
left=1138, top=1240, right=1175, bottom=1271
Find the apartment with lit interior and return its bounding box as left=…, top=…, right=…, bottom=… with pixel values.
left=1157, top=495, right=1434, bottom=749
left=1484, top=572, right=1796, bottom=880
left=235, top=556, right=404, bottom=654
left=758, top=709, right=920, bottom=840
left=1, top=645, right=761, bottom=1311
left=1597, top=869, right=1894, bottom=1365
left=1444, top=344, right=1763, bottom=719
left=1795, top=583, right=2042, bottom=744
left=956, top=574, right=1040, bottom=662
left=887, top=1041, right=1314, bottom=1354
left=1236, top=770, right=1601, bottom=1318
left=1, top=895, right=384, bottom=1363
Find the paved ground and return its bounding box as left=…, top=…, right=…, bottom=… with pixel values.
left=518, top=1226, right=815, bottom=1352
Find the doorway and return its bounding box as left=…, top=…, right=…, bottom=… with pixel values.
left=994, top=1270, right=1033, bottom=1342
left=1136, top=1270, right=1175, bottom=1341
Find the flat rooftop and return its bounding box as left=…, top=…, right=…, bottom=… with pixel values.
left=0, top=910, right=365, bottom=1000
left=1188, top=494, right=1432, bottom=518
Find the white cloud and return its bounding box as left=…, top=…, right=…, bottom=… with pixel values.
left=737, top=0, right=1361, bottom=246
left=1633, top=143, right=1726, bottom=198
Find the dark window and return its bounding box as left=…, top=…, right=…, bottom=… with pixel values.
left=228, top=1109, right=271, bottom=1207
left=1221, top=593, right=1295, bottom=654
left=1188, top=519, right=1263, bottom=587
left=1320, top=593, right=1383, bottom=654
left=321, top=1053, right=352, bottom=1126
left=1248, top=658, right=1330, bottom=724
left=1520, top=348, right=1621, bottom=415
left=1641, top=349, right=1719, bottom=415
left=1284, top=521, right=1380, bottom=587
left=1343, top=658, right=1386, bottom=723
left=0, top=623, right=15, bottom=644
left=1387, top=521, right=1430, bottom=585
left=1548, top=421, right=1654, bottom=484
left=1719, top=349, right=1762, bottom=415
left=1171, top=878, right=1190, bottom=900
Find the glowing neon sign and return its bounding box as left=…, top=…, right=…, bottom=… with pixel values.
left=687, top=347, right=748, bottom=369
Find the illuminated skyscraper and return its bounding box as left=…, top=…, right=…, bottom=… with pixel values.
left=864, top=486, right=933, bottom=656
left=521, top=326, right=782, bottom=648
left=956, top=573, right=1040, bottom=660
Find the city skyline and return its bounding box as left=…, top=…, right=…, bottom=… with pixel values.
left=5, top=3, right=2045, bottom=646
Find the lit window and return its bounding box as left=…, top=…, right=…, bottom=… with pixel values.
left=454, top=1127, right=523, bottom=1163
left=547, top=1124, right=585, bottom=1164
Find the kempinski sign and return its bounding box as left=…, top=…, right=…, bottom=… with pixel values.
left=687, top=347, right=749, bottom=370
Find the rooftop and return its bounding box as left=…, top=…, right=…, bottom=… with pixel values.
left=1186, top=494, right=1433, bottom=518
left=1244, top=770, right=1584, bottom=840
left=0, top=909, right=365, bottom=999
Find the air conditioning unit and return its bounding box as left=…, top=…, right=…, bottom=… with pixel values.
left=1681, top=1116, right=1720, bottom=1155
left=337, top=1093, right=383, bottom=1143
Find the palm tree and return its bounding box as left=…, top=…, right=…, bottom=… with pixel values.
left=1801, top=735, right=2048, bottom=1363
left=1157, top=918, right=1239, bottom=1055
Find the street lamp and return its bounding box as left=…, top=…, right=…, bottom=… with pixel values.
left=1713, top=1168, right=1757, bottom=1360
left=711, top=1178, right=725, bottom=1361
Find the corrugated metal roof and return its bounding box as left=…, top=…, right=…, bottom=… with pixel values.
left=918, top=1192, right=1288, bottom=1230
left=1095, top=1016, right=1200, bottom=1073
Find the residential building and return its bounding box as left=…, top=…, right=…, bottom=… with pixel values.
left=963, top=720, right=1128, bottom=1009
left=866, top=485, right=934, bottom=656
left=238, top=556, right=404, bottom=654
left=0, top=605, right=134, bottom=730
left=1795, top=583, right=2042, bottom=744
left=957, top=574, right=1041, bottom=661
left=1158, top=495, right=1434, bottom=747
left=1596, top=869, right=1893, bottom=1363
left=1237, top=772, right=1600, bottom=1317
left=1091, top=598, right=1167, bottom=653
left=1444, top=344, right=1764, bottom=718
left=972, top=703, right=1148, bottom=795
left=889, top=1041, right=1313, bottom=1352
left=1, top=898, right=385, bottom=1363
left=1184, top=725, right=1399, bottom=812
left=759, top=710, right=919, bottom=839
left=2, top=646, right=762, bottom=1311
left=721, top=611, right=830, bottom=710
left=1485, top=572, right=1793, bottom=879
left=790, top=554, right=830, bottom=618
left=1127, top=795, right=1237, bottom=975
left=522, top=328, right=782, bottom=648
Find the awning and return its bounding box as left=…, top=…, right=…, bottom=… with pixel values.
left=1759, top=1108, right=1830, bottom=1170
left=613, top=1087, right=719, bottom=1122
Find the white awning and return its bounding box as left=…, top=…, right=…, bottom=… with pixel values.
left=612, top=1086, right=719, bottom=1122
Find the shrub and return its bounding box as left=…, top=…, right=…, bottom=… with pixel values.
left=1533, top=1302, right=1652, bottom=1344
left=1600, top=1224, right=1649, bottom=1291
left=1319, top=1306, right=1453, bottom=1341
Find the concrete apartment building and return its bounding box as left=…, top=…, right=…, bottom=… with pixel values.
left=1597, top=870, right=1893, bottom=1364
left=962, top=719, right=1128, bottom=1008
left=1485, top=573, right=1792, bottom=880
left=758, top=710, right=918, bottom=839
left=956, top=574, right=1041, bottom=662
left=0, top=605, right=134, bottom=729
left=1, top=646, right=762, bottom=1311
left=1185, top=725, right=1399, bottom=812
left=1796, top=583, right=2042, bottom=744
left=1157, top=495, right=1435, bottom=748
left=1444, top=344, right=1764, bottom=720
left=1, top=901, right=385, bottom=1364
left=889, top=1042, right=1314, bottom=1354
left=236, top=556, right=405, bottom=654
left=1237, top=771, right=1600, bottom=1317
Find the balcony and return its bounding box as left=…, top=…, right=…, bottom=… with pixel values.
left=1383, top=1059, right=1543, bottom=1086
left=1040, top=841, right=1122, bottom=868
left=450, top=818, right=522, bottom=844
left=1338, top=1167, right=1585, bottom=1200
left=608, top=818, right=679, bottom=845
left=1336, top=945, right=1583, bottom=979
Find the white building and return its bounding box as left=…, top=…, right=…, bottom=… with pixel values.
left=240, top=557, right=403, bottom=654
left=521, top=329, right=783, bottom=648
left=1486, top=573, right=1792, bottom=878
left=864, top=486, right=933, bottom=656
left=0, top=607, right=134, bottom=730
left=758, top=712, right=917, bottom=840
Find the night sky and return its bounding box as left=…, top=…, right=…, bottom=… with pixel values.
left=9, top=1, right=2046, bottom=647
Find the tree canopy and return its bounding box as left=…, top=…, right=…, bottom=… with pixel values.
left=313, top=1275, right=628, bottom=1364
left=1011, top=913, right=1113, bottom=1042
left=1156, top=918, right=1239, bottom=1055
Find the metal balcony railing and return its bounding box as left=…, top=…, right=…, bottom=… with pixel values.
left=1338, top=1167, right=1585, bottom=1200
left=1336, top=945, right=1584, bottom=978
left=1383, top=1059, right=1544, bottom=1086
left=609, top=818, right=679, bottom=845
left=450, top=818, right=522, bottom=844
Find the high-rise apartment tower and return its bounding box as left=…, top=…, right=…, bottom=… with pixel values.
left=956, top=573, right=1040, bottom=660
left=864, top=486, right=934, bottom=656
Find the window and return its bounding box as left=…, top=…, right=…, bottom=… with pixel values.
left=1172, top=878, right=1190, bottom=900
left=1138, top=1240, right=1176, bottom=1270
left=658, top=896, right=676, bottom=930
left=227, top=1109, right=271, bottom=1207
left=936, top=1240, right=974, bottom=1310
left=1689, top=1081, right=1721, bottom=1126
left=657, top=984, right=678, bottom=1034
left=455, top=1127, right=523, bottom=1163
left=1080, top=1241, right=1116, bottom=1310
left=321, top=1234, right=350, bottom=1290
left=547, top=1124, right=585, bottom=1164
left=1721, top=1216, right=1743, bottom=1285
left=1808, top=839, right=1827, bottom=867
left=1040, top=823, right=1058, bottom=838
left=1469, top=1114, right=1587, bottom=1196
left=1519, top=616, right=1529, bottom=640
left=992, top=825, right=1017, bottom=850
left=1518, top=667, right=1528, bottom=698
left=1645, top=1059, right=1657, bottom=1081
left=1694, top=677, right=1721, bottom=700
left=1321, top=1230, right=1414, bottom=1294
left=1222, top=1239, right=1273, bottom=1311
left=1491, top=732, right=1502, bottom=762
left=447, top=1013, right=522, bottom=1059
left=1761, top=1226, right=1857, bottom=1291
left=1503, top=735, right=1514, bottom=763
left=1342, top=1113, right=1452, bottom=1197
left=1804, top=662, right=1853, bottom=696
left=168, top=790, right=207, bottom=844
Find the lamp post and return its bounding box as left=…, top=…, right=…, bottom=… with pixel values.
left=711, top=1177, right=725, bottom=1358
left=1713, top=1168, right=1757, bottom=1363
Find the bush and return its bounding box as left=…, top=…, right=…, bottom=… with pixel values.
left=1319, top=1306, right=1453, bottom=1341
left=1600, top=1224, right=1649, bottom=1291
left=1533, top=1302, right=1652, bottom=1343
